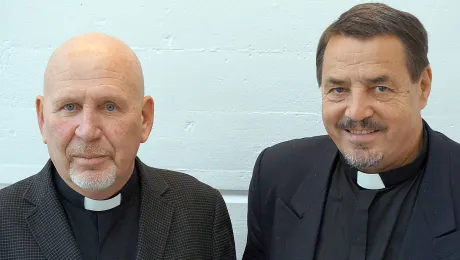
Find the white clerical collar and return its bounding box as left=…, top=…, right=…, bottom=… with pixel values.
left=357, top=171, right=385, bottom=190
left=84, top=194, right=121, bottom=211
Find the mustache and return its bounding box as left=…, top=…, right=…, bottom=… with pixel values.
left=68, top=143, right=110, bottom=157
left=337, top=117, right=386, bottom=131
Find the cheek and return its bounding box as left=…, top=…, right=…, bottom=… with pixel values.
left=104, top=119, right=141, bottom=147
left=322, top=101, right=343, bottom=125
left=47, top=119, right=76, bottom=149
left=103, top=119, right=142, bottom=168
left=378, top=98, right=413, bottom=122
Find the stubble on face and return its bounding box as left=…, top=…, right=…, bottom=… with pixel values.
left=39, top=32, right=148, bottom=198
left=67, top=143, right=117, bottom=190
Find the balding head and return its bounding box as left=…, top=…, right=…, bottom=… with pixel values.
left=36, top=32, right=154, bottom=200
left=44, top=32, right=144, bottom=98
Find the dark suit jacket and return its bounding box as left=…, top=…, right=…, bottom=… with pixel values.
left=242, top=122, right=460, bottom=260
left=0, top=157, right=236, bottom=260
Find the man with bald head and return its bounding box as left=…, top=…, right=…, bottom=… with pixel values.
left=0, top=33, right=236, bottom=260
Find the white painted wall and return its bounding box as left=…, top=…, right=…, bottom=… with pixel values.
left=1, top=0, right=460, bottom=258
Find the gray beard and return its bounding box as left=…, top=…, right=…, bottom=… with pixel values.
left=342, top=151, right=384, bottom=170
left=69, top=164, right=117, bottom=190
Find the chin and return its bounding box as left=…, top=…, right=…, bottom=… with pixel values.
left=69, top=168, right=117, bottom=191
left=342, top=148, right=384, bottom=169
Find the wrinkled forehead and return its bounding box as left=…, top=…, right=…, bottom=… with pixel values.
left=321, top=35, right=409, bottom=83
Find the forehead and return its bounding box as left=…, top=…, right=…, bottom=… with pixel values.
left=45, top=52, right=139, bottom=99
left=322, top=35, right=408, bottom=79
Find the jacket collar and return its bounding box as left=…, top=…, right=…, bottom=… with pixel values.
left=134, top=157, right=174, bottom=260
left=23, top=160, right=82, bottom=260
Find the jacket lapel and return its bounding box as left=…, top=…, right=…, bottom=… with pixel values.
left=271, top=138, right=337, bottom=260
left=24, top=160, right=82, bottom=260
left=135, top=158, right=174, bottom=260
left=400, top=125, right=460, bottom=260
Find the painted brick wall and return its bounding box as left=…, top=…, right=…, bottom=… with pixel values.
left=1, top=1, right=460, bottom=258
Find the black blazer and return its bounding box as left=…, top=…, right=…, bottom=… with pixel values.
left=242, top=122, right=460, bottom=260
left=0, top=157, right=236, bottom=260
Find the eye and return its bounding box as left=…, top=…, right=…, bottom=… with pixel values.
left=63, top=104, right=76, bottom=111
left=331, top=87, right=345, bottom=94
left=376, top=86, right=389, bottom=92
left=105, top=103, right=116, bottom=111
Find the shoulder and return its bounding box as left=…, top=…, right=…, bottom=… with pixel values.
left=248, top=135, right=336, bottom=205
left=0, top=175, right=34, bottom=206
left=262, top=135, right=333, bottom=160
left=140, top=163, right=222, bottom=207
left=428, top=128, right=460, bottom=168
left=0, top=175, right=37, bottom=224
left=255, top=135, right=334, bottom=181
left=430, top=130, right=460, bottom=175
left=157, top=167, right=219, bottom=197
left=432, top=130, right=460, bottom=152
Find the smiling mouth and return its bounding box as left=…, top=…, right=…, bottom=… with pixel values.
left=345, top=129, right=379, bottom=135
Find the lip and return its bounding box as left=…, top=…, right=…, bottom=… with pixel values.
left=344, top=129, right=381, bottom=142
left=72, top=156, right=108, bottom=165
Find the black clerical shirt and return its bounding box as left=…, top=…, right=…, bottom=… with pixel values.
left=54, top=167, right=141, bottom=260
left=314, top=126, right=428, bottom=260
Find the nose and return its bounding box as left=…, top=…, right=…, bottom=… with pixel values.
left=344, top=89, right=374, bottom=122
left=75, top=108, right=103, bottom=141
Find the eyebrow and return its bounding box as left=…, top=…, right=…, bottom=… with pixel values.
left=363, top=75, right=390, bottom=85
left=325, top=76, right=350, bottom=86
left=51, top=91, right=128, bottom=108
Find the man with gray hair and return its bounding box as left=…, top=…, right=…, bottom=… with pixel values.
left=243, top=3, right=460, bottom=260
left=0, top=32, right=236, bottom=260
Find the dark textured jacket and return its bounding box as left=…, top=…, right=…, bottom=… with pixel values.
left=0, top=157, right=236, bottom=260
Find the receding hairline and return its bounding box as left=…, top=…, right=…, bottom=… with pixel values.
left=43, top=32, right=144, bottom=97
